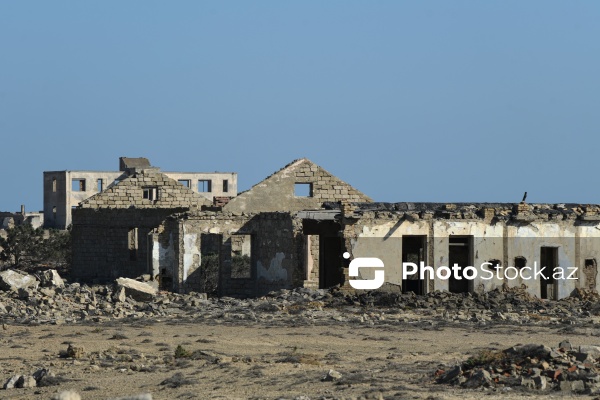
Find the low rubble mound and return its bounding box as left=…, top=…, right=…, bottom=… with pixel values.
left=570, top=287, right=600, bottom=301
left=0, top=267, right=599, bottom=327
left=436, top=340, right=600, bottom=394
left=351, top=285, right=542, bottom=310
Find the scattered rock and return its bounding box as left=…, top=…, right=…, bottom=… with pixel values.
left=532, top=375, right=547, bottom=390
left=559, top=340, right=572, bottom=351
left=115, top=278, right=157, bottom=302
left=0, top=270, right=37, bottom=291
left=109, top=395, right=152, bottom=400
left=322, top=369, right=343, bottom=382
left=160, top=372, right=198, bottom=388
left=463, top=369, right=492, bottom=388
left=506, top=344, right=551, bottom=359
left=38, top=269, right=65, bottom=288
left=438, top=340, right=600, bottom=393
left=112, top=287, right=126, bottom=303
left=66, top=344, right=84, bottom=359
left=51, top=391, right=81, bottom=400
left=3, top=375, right=20, bottom=389
left=16, top=375, right=36, bottom=388
left=436, top=365, right=461, bottom=384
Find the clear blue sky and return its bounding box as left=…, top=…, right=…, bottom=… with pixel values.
left=1, top=1, right=599, bottom=212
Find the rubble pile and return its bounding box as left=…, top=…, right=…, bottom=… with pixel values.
left=337, top=284, right=600, bottom=324
left=436, top=341, right=600, bottom=394
left=0, top=268, right=600, bottom=327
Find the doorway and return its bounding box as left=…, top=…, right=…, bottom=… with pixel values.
left=540, top=247, right=558, bottom=300
left=302, top=219, right=344, bottom=289
left=320, top=236, right=343, bottom=289
left=402, top=235, right=427, bottom=295
left=448, top=236, right=472, bottom=293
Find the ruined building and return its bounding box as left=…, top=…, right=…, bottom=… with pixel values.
left=71, top=158, right=600, bottom=300
left=1, top=205, right=44, bottom=231
left=44, top=157, right=237, bottom=229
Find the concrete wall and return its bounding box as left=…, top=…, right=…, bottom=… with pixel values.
left=343, top=205, right=600, bottom=300
left=44, top=171, right=123, bottom=229
left=163, top=172, right=237, bottom=201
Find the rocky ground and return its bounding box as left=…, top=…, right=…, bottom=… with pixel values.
left=2, top=269, right=600, bottom=399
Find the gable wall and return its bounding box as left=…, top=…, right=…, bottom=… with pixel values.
left=224, top=159, right=371, bottom=213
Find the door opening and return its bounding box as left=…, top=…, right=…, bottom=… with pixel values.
left=540, top=247, right=558, bottom=300
left=448, top=236, right=472, bottom=293
left=302, top=219, right=343, bottom=289
left=402, top=235, right=427, bottom=295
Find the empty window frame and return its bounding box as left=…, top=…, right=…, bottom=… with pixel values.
left=231, top=234, right=252, bottom=278
left=295, top=182, right=313, bottom=197
left=515, top=257, right=527, bottom=269
left=198, top=180, right=212, bottom=193
left=143, top=187, right=159, bottom=201
left=584, top=258, right=596, bottom=289
left=223, top=179, right=229, bottom=193
left=178, top=179, right=190, bottom=188
left=128, top=227, right=138, bottom=261
left=72, top=179, right=86, bottom=192
left=52, top=178, right=57, bottom=192
left=97, top=179, right=103, bottom=192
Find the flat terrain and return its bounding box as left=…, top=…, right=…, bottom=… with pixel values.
left=0, top=316, right=594, bottom=400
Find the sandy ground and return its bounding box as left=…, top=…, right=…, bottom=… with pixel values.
left=0, top=315, right=596, bottom=400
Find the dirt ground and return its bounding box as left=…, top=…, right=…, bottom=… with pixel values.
left=0, top=316, right=596, bottom=400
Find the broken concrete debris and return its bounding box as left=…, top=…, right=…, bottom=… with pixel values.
left=49, top=392, right=152, bottom=400
left=115, top=278, right=157, bottom=302
left=65, top=344, right=85, bottom=359
left=38, top=269, right=65, bottom=288
left=0, top=269, right=38, bottom=291
left=322, top=369, right=343, bottom=382
left=437, top=340, right=600, bottom=394
left=1, top=268, right=600, bottom=327
left=3, top=368, right=56, bottom=389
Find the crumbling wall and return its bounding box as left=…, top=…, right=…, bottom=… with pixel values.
left=224, top=158, right=371, bottom=214
left=163, top=212, right=304, bottom=296
left=71, top=168, right=214, bottom=284
left=149, top=219, right=179, bottom=291
left=342, top=203, right=600, bottom=300
left=71, top=208, right=188, bottom=283
left=80, top=170, right=211, bottom=209
left=44, top=171, right=124, bottom=229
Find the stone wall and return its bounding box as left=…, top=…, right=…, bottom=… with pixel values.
left=72, top=208, right=189, bottom=283
left=155, top=211, right=305, bottom=297
left=80, top=170, right=211, bottom=209
left=224, top=158, right=371, bottom=214
left=72, top=169, right=214, bottom=283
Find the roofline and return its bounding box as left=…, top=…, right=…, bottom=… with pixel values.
left=44, top=170, right=237, bottom=175
left=162, top=171, right=238, bottom=175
